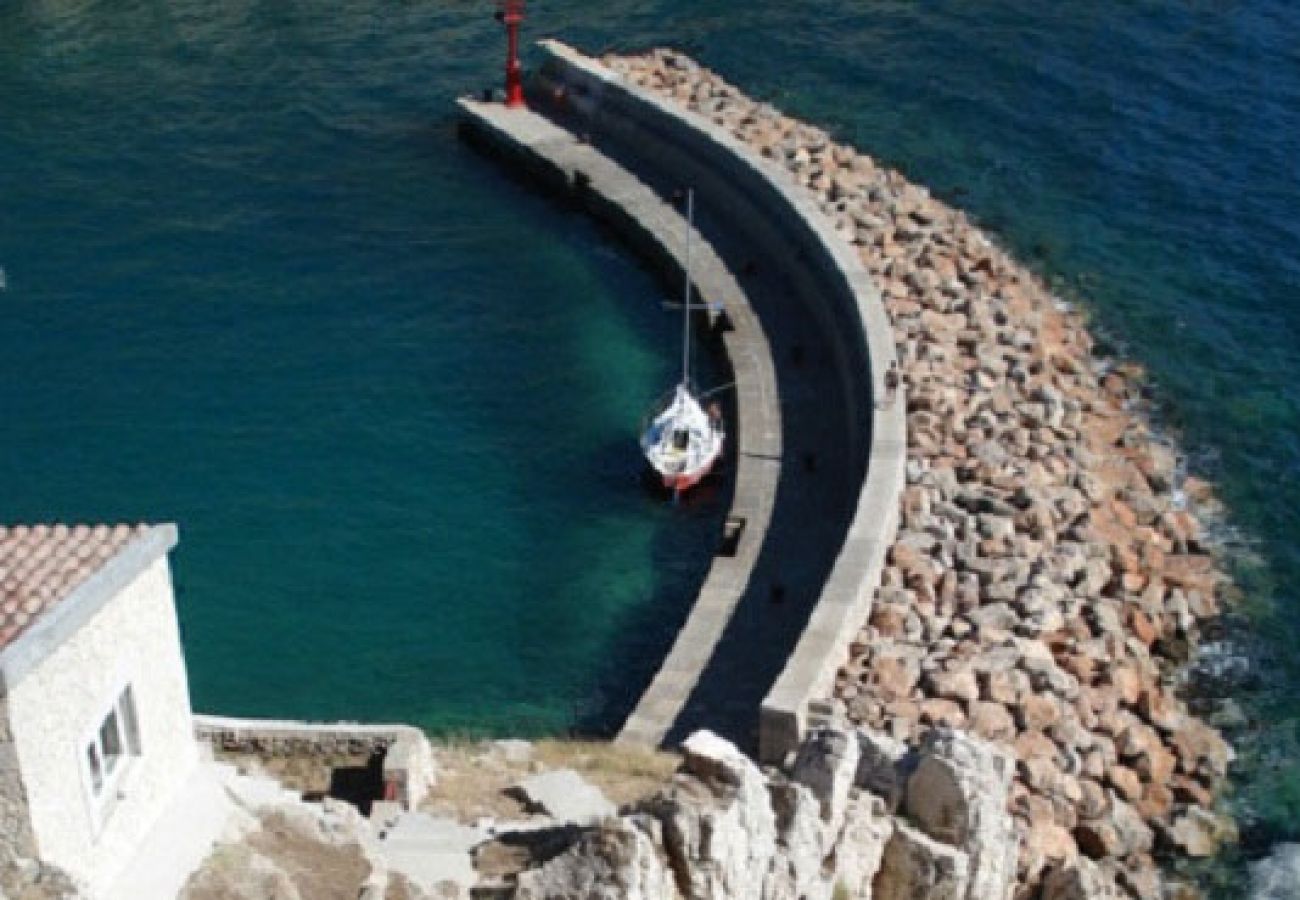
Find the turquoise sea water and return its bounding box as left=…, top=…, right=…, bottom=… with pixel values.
left=2, top=0, right=1297, bottom=882
left=0, top=0, right=730, bottom=736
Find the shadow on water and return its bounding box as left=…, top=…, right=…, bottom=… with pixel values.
left=558, top=122, right=866, bottom=752
left=506, top=98, right=871, bottom=752
left=451, top=119, right=734, bottom=739
left=459, top=97, right=868, bottom=749
left=572, top=320, right=737, bottom=736
left=662, top=197, right=863, bottom=752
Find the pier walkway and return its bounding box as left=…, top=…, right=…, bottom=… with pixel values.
left=460, top=40, right=904, bottom=759
left=459, top=99, right=782, bottom=748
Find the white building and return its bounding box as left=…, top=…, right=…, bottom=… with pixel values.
left=0, top=523, right=199, bottom=897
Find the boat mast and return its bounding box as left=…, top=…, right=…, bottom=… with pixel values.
left=681, top=188, right=694, bottom=390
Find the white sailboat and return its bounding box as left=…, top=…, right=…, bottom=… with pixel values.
left=640, top=189, right=725, bottom=495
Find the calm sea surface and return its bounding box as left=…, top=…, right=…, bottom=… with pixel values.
left=2, top=0, right=1297, bottom=885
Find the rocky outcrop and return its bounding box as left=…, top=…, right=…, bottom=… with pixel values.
left=0, top=849, right=80, bottom=900
left=876, top=823, right=968, bottom=900
left=514, top=818, right=675, bottom=900
left=648, top=730, right=779, bottom=899
left=504, top=726, right=1014, bottom=900
left=903, top=729, right=1017, bottom=900
left=795, top=728, right=858, bottom=807
left=181, top=801, right=399, bottom=900
left=1040, top=858, right=1125, bottom=900
left=603, top=47, right=1240, bottom=897
left=183, top=726, right=1014, bottom=900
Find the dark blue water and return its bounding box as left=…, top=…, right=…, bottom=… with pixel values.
left=0, top=0, right=729, bottom=736
left=2, top=0, right=1297, bottom=878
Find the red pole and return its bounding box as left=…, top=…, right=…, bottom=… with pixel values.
left=498, top=0, right=525, bottom=108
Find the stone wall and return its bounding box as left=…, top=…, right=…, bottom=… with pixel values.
left=194, top=714, right=411, bottom=757
left=0, top=695, right=36, bottom=858
left=530, top=42, right=907, bottom=764
left=534, top=41, right=878, bottom=479
left=193, top=715, right=435, bottom=809
left=5, top=557, right=197, bottom=896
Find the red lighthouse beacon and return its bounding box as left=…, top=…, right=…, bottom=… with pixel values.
left=494, top=0, right=526, bottom=108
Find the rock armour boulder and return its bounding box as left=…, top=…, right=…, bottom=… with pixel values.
left=601, top=45, right=1240, bottom=898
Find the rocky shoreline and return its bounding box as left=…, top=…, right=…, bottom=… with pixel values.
left=605, top=49, right=1239, bottom=898
left=176, top=724, right=1030, bottom=900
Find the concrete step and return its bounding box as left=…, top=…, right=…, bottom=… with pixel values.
left=221, top=769, right=302, bottom=810
left=208, top=760, right=238, bottom=780
left=376, top=813, right=484, bottom=894
left=512, top=769, right=614, bottom=825
left=369, top=799, right=404, bottom=828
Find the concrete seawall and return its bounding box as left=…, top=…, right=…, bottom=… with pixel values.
left=459, top=42, right=905, bottom=760
left=457, top=97, right=783, bottom=749
left=531, top=42, right=906, bottom=764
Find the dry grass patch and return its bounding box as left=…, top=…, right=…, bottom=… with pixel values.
left=214, top=749, right=373, bottom=797
left=182, top=813, right=371, bottom=900
left=421, top=739, right=679, bottom=823
left=531, top=739, right=679, bottom=807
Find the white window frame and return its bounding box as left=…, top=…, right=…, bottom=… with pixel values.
left=79, top=682, right=142, bottom=835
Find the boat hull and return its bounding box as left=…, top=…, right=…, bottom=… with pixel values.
left=661, top=453, right=719, bottom=492
left=640, top=383, right=725, bottom=496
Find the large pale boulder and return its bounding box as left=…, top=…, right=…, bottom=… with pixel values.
left=646, top=731, right=778, bottom=900
left=763, top=779, right=832, bottom=900
left=827, top=793, right=893, bottom=899
left=903, top=729, right=1017, bottom=900
left=514, top=817, right=677, bottom=900
left=792, top=727, right=860, bottom=830
left=874, top=822, right=969, bottom=900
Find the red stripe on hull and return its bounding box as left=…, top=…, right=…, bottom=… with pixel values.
left=662, top=456, right=718, bottom=492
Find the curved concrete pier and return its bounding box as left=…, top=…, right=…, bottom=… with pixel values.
left=458, top=98, right=782, bottom=748
left=459, top=41, right=906, bottom=759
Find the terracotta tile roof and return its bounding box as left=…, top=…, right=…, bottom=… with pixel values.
left=0, top=524, right=152, bottom=651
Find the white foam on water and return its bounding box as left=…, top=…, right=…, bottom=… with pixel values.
left=1250, top=843, right=1300, bottom=899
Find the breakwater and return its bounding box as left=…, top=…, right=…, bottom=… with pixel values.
left=460, top=42, right=906, bottom=752
left=456, top=41, right=1246, bottom=897
left=456, top=96, right=783, bottom=749
left=525, top=41, right=907, bottom=756
left=603, top=47, right=1241, bottom=896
